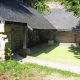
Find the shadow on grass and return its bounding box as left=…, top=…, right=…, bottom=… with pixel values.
left=69, top=46, right=80, bottom=59
left=31, top=46, right=58, bottom=57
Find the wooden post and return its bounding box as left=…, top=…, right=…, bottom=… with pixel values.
left=23, top=26, right=26, bottom=49
left=23, top=26, right=28, bottom=49
left=48, top=30, right=54, bottom=45
left=19, top=26, right=30, bottom=57
left=50, top=30, right=53, bottom=40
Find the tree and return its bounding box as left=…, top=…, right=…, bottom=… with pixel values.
left=22, top=0, right=55, bottom=14
left=22, top=0, right=80, bottom=17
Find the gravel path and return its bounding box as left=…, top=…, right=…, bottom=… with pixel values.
left=13, top=54, right=80, bottom=74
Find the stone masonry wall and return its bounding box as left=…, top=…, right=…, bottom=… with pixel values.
left=28, top=30, right=49, bottom=47
left=53, top=31, right=80, bottom=43
left=11, top=24, right=24, bottom=51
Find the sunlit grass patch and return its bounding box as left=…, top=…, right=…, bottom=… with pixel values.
left=31, top=46, right=80, bottom=64
left=0, top=60, right=80, bottom=80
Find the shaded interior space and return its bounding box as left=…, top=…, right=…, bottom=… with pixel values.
left=27, top=29, right=50, bottom=48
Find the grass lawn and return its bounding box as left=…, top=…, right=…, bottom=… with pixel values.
left=31, top=46, right=80, bottom=64
left=0, top=60, right=80, bottom=80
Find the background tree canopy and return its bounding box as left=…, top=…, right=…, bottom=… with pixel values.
left=22, top=0, right=55, bottom=14
left=21, top=0, right=80, bottom=17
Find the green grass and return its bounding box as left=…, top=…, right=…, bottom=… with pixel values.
left=0, top=60, right=80, bottom=77
left=27, top=72, right=34, bottom=77
left=31, top=46, right=80, bottom=64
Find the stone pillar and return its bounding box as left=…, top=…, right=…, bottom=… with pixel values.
left=48, top=30, right=54, bottom=45
left=48, top=31, right=54, bottom=45
left=23, top=26, right=27, bottom=49
left=19, top=26, right=30, bottom=57
left=50, top=30, right=53, bottom=40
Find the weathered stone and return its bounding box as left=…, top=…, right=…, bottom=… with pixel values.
left=11, top=24, right=23, bottom=51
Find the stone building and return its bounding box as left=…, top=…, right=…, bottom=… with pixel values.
left=1, top=1, right=80, bottom=61
left=0, top=0, right=55, bottom=60
left=45, top=2, right=80, bottom=44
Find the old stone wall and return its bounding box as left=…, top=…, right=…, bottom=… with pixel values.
left=53, top=31, right=80, bottom=43
left=11, top=24, right=24, bottom=51
left=28, top=30, right=49, bottom=47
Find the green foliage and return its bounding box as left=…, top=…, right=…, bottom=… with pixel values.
left=0, top=60, right=19, bottom=74
left=33, top=1, right=50, bottom=14
left=6, top=48, right=14, bottom=60
left=0, top=60, right=80, bottom=79
left=23, top=0, right=80, bottom=16
left=23, top=0, right=55, bottom=14
left=27, top=72, right=34, bottom=77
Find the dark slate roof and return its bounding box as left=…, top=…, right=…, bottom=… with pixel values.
left=0, top=0, right=55, bottom=30
left=44, top=9, right=80, bottom=31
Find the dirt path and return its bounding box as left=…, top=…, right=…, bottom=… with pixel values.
left=13, top=55, right=80, bottom=74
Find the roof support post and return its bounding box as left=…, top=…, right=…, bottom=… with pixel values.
left=50, top=30, right=53, bottom=40
left=23, top=26, right=28, bottom=49
left=19, top=26, right=30, bottom=57
left=48, top=30, right=54, bottom=45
